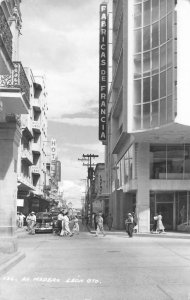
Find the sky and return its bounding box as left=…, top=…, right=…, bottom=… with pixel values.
left=20, top=0, right=108, bottom=208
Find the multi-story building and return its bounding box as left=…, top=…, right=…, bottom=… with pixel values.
left=0, top=0, right=30, bottom=252
left=17, top=70, right=49, bottom=214
left=106, top=0, right=190, bottom=232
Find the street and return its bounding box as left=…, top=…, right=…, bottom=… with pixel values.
left=0, top=224, right=190, bottom=300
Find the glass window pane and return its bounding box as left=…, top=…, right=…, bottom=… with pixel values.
left=134, top=54, right=141, bottom=78
left=152, top=22, right=159, bottom=48
left=134, top=105, right=141, bottom=130
left=143, top=0, right=151, bottom=26
left=160, top=98, right=166, bottom=125
left=184, top=145, right=190, bottom=175
left=134, top=4, right=142, bottom=28
left=167, top=0, right=174, bottom=13
left=167, top=13, right=173, bottom=41
left=160, top=71, right=166, bottom=98
left=151, top=100, right=159, bottom=127
left=143, top=51, right=150, bottom=76
left=160, top=44, right=167, bottom=71
left=167, top=95, right=173, bottom=122
left=152, top=48, right=159, bottom=75
left=160, top=17, right=166, bottom=45
left=143, top=26, right=150, bottom=51
left=143, top=103, right=150, bottom=128
left=152, top=0, right=159, bottom=22
left=134, top=80, right=141, bottom=104
left=167, top=40, right=173, bottom=68
left=167, top=68, right=173, bottom=95
left=167, top=145, right=184, bottom=178
left=160, top=0, right=166, bottom=18
left=134, top=29, right=142, bottom=53
left=152, top=74, right=159, bottom=100
left=143, top=77, right=150, bottom=102
left=150, top=144, right=166, bottom=179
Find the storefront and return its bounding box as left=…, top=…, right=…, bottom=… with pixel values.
left=150, top=192, right=190, bottom=232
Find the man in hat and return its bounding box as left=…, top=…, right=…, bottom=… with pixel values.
left=26, top=212, right=36, bottom=235
left=95, top=212, right=106, bottom=237
left=125, top=213, right=134, bottom=238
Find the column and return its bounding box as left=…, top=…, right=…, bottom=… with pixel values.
left=136, top=143, right=150, bottom=233
left=0, top=122, right=21, bottom=253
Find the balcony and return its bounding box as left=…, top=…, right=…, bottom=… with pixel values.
left=32, top=142, right=41, bottom=154
left=32, top=121, right=41, bottom=133
left=0, top=6, right=13, bottom=74
left=31, top=166, right=40, bottom=175
left=0, top=61, right=30, bottom=114
left=21, top=149, right=33, bottom=165
left=17, top=174, right=34, bottom=191
left=32, top=98, right=41, bottom=111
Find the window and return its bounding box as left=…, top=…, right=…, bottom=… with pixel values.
left=134, top=80, right=141, bottom=104
left=143, top=26, right=150, bottom=51
left=143, top=77, right=150, bottom=102
left=143, top=51, right=150, bottom=76
left=152, top=74, right=159, bottom=100
left=134, top=4, right=142, bottom=28
left=134, top=29, right=142, bottom=53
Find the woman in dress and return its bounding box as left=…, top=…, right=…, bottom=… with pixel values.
left=157, top=212, right=165, bottom=233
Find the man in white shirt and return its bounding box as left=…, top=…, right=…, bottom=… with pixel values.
left=60, top=212, right=73, bottom=237
left=26, top=212, right=36, bottom=235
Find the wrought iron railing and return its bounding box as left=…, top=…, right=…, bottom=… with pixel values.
left=0, top=61, right=30, bottom=107
left=0, top=6, right=12, bottom=59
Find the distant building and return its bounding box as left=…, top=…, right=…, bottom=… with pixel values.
left=17, top=70, right=49, bottom=214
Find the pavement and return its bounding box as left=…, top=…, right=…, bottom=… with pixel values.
left=0, top=225, right=190, bottom=299
left=0, top=225, right=190, bottom=277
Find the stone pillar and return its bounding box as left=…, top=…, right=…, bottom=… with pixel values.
left=136, top=143, right=150, bottom=233
left=0, top=122, right=21, bottom=253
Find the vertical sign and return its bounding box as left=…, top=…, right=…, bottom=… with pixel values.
left=50, top=138, right=57, bottom=177
left=99, top=3, right=108, bottom=141
left=55, top=160, right=61, bottom=182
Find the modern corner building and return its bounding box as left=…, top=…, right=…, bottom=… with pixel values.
left=103, top=0, right=190, bottom=232
left=0, top=0, right=29, bottom=252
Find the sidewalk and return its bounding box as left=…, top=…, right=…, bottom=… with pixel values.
left=0, top=227, right=26, bottom=276
left=87, top=224, right=190, bottom=239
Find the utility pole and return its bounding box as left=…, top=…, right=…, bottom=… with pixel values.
left=78, top=154, right=99, bottom=226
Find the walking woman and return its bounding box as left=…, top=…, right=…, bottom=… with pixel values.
left=125, top=213, right=134, bottom=238
left=157, top=212, right=165, bottom=233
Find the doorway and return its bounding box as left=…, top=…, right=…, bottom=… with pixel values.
left=156, top=202, right=173, bottom=230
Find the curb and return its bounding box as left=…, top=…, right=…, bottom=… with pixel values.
left=0, top=251, right=25, bottom=276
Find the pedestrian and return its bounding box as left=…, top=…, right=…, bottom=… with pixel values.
left=60, top=212, right=73, bottom=237
left=107, top=213, right=113, bottom=231
left=19, top=212, right=25, bottom=228
left=16, top=212, right=20, bottom=228
left=151, top=213, right=158, bottom=233
left=125, top=213, right=134, bottom=238
left=95, top=212, right=106, bottom=237
left=157, top=212, right=165, bottom=233
left=26, top=212, right=36, bottom=235
left=72, top=215, right=79, bottom=235
left=57, top=211, right=64, bottom=235
left=94, top=213, right=98, bottom=230
left=132, top=212, right=138, bottom=233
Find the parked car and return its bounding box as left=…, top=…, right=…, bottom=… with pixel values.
left=35, top=212, right=53, bottom=233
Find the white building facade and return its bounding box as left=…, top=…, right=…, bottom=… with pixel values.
left=106, top=0, right=190, bottom=232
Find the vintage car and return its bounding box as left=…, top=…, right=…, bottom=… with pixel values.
left=35, top=212, right=53, bottom=233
